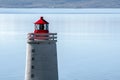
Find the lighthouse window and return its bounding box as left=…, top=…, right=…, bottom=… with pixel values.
left=31, top=49, right=35, bottom=53
left=32, top=57, right=35, bottom=61
left=46, top=24, right=48, bottom=30
left=35, top=24, right=39, bottom=30
left=32, top=65, right=34, bottom=69
left=39, top=24, right=44, bottom=30
left=31, top=74, right=34, bottom=78
left=44, top=25, right=48, bottom=30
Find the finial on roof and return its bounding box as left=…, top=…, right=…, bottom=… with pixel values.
left=40, top=17, right=43, bottom=19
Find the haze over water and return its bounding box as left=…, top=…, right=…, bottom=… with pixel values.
left=0, top=9, right=120, bottom=80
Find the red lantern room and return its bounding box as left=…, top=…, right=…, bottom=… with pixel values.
left=28, top=16, right=57, bottom=41
left=34, top=17, right=49, bottom=33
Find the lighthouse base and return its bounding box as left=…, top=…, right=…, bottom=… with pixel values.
left=25, top=41, right=58, bottom=80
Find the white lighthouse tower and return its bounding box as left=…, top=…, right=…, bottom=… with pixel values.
left=25, top=17, right=58, bottom=80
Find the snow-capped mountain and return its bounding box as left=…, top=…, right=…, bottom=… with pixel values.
left=0, top=0, right=120, bottom=8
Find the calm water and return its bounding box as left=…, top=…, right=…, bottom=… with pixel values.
left=0, top=9, right=120, bottom=80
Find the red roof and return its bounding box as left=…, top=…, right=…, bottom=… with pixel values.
left=34, top=17, right=49, bottom=24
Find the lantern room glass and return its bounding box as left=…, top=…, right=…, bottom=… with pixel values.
left=35, top=24, right=49, bottom=30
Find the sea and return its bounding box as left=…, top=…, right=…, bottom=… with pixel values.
left=0, top=8, right=120, bottom=80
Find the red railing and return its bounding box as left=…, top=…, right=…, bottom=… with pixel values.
left=27, top=33, right=57, bottom=41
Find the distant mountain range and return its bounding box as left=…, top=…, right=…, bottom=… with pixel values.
left=0, top=0, right=120, bottom=8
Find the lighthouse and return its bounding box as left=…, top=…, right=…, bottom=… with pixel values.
left=25, top=17, right=58, bottom=80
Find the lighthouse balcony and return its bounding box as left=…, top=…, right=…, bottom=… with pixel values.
left=27, top=33, right=57, bottom=42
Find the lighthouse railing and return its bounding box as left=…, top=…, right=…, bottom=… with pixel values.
left=27, top=33, right=57, bottom=41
